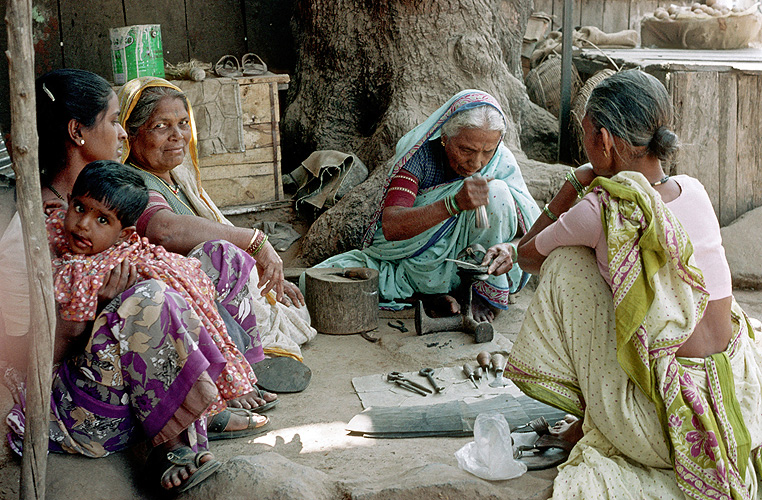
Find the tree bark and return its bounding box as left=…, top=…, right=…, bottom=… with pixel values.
left=6, top=0, right=56, bottom=498
left=283, top=0, right=538, bottom=264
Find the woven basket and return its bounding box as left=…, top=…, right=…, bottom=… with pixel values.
left=570, top=68, right=617, bottom=165
left=525, top=55, right=581, bottom=118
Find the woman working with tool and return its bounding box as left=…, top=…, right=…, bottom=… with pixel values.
left=308, top=90, right=540, bottom=323
left=506, top=70, right=762, bottom=497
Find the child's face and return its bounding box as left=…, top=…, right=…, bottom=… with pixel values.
left=64, top=195, right=131, bottom=255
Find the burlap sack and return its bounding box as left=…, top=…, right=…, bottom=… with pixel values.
left=641, top=13, right=762, bottom=49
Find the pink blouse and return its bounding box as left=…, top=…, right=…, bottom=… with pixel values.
left=535, top=175, right=732, bottom=300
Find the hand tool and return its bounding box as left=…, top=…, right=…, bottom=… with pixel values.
left=388, top=372, right=433, bottom=394
left=388, top=377, right=429, bottom=396
left=512, top=416, right=550, bottom=435
left=361, top=330, right=379, bottom=343
left=419, top=367, right=444, bottom=393
left=476, top=350, right=491, bottom=379
left=330, top=267, right=373, bottom=280
left=472, top=174, right=491, bottom=229
left=489, top=353, right=509, bottom=388
left=387, top=319, right=408, bottom=332
left=443, top=258, right=489, bottom=273
left=462, top=363, right=479, bottom=389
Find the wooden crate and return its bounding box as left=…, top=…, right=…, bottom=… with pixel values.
left=176, top=73, right=288, bottom=209
left=575, top=48, right=762, bottom=226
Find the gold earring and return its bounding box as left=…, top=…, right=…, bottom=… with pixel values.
left=441, top=138, right=446, bottom=147
left=603, top=149, right=608, bottom=159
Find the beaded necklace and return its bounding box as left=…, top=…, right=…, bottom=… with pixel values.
left=650, top=175, right=670, bottom=187
left=47, top=185, right=65, bottom=201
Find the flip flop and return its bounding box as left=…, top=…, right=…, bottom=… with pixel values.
left=241, top=53, right=268, bottom=76
left=146, top=445, right=223, bottom=493
left=253, top=356, right=312, bottom=393
left=225, top=388, right=279, bottom=412
left=207, top=407, right=270, bottom=441
left=514, top=434, right=574, bottom=470
left=214, top=55, right=242, bottom=77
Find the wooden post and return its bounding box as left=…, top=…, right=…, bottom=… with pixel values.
left=6, top=0, right=57, bottom=498
left=557, top=0, right=574, bottom=164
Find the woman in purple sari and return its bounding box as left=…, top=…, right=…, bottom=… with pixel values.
left=0, top=69, right=247, bottom=493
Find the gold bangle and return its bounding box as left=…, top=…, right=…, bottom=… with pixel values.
left=251, top=234, right=268, bottom=255
left=245, top=229, right=263, bottom=255
left=542, top=203, right=558, bottom=222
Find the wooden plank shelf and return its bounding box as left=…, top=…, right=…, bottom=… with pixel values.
left=174, top=73, right=289, bottom=209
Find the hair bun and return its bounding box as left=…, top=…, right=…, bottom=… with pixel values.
left=649, top=126, right=678, bottom=161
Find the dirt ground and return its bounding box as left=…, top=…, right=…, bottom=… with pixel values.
left=1, top=202, right=761, bottom=499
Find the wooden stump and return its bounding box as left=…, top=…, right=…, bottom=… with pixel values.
left=305, top=267, right=379, bottom=334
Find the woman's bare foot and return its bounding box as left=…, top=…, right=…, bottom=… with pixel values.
left=422, top=294, right=461, bottom=317
left=471, top=293, right=498, bottom=323
left=226, top=389, right=277, bottom=411
left=549, top=415, right=584, bottom=445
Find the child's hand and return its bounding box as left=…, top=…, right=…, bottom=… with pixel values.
left=43, top=199, right=66, bottom=216
left=97, top=260, right=138, bottom=307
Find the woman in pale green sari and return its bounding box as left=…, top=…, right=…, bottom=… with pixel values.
left=507, top=70, right=762, bottom=498
left=310, top=90, right=540, bottom=322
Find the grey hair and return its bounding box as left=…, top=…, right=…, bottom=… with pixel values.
left=125, top=86, right=189, bottom=137
left=441, top=105, right=505, bottom=139
left=585, top=69, right=678, bottom=161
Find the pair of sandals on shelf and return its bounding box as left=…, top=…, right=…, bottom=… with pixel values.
left=214, top=53, right=268, bottom=78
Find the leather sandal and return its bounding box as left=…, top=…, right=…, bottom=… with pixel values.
left=146, top=445, right=222, bottom=493
left=207, top=407, right=270, bottom=441
left=214, top=55, right=242, bottom=77
left=514, top=434, right=574, bottom=470
left=241, top=53, right=268, bottom=76
left=253, top=356, right=312, bottom=393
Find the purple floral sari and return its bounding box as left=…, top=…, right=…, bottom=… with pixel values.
left=5, top=240, right=264, bottom=457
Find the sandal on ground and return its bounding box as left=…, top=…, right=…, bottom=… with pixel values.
left=241, top=53, right=268, bottom=76
left=253, top=356, right=312, bottom=393
left=207, top=407, right=270, bottom=441
left=146, top=445, right=222, bottom=494
left=514, top=434, right=574, bottom=470
left=228, top=387, right=279, bottom=413
left=214, top=55, right=242, bottom=77
left=254, top=387, right=279, bottom=412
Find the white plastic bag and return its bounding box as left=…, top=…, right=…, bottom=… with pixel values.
left=455, top=412, right=527, bottom=481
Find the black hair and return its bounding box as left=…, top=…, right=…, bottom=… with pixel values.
left=586, top=69, right=679, bottom=162
left=36, top=69, right=114, bottom=185
left=71, top=161, right=149, bottom=227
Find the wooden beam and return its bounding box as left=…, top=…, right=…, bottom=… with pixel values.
left=6, top=0, right=57, bottom=498
left=558, top=0, right=574, bottom=164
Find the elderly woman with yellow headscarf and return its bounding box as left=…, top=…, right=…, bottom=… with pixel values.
left=117, top=77, right=316, bottom=411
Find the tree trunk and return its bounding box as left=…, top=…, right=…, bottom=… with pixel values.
left=283, top=0, right=536, bottom=264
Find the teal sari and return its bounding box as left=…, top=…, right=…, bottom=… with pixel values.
left=314, top=90, right=540, bottom=310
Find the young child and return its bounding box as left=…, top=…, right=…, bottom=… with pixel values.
left=46, top=160, right=258, bottom=417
